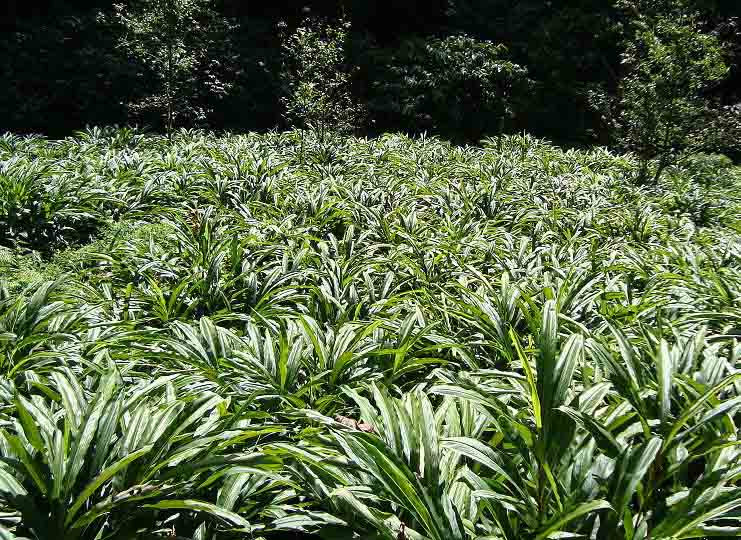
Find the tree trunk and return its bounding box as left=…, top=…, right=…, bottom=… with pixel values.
left=652, top=157, right=669, bottom=185
left=636, top=158, right=650, bottom=184
left=166, top=0, right=174, bottom=140
left=167, top=40, right=173, bottom=140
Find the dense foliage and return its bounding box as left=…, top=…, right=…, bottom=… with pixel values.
left=107, top=0, right=237, bottom=134
left=1, top=128, right=740, bottom=539
left=369, top=35, right=530, bottom=140
left=1, top=0, right=738, bottom=146
left=609, top=11, right=740, bottom=182
left=279, top=16, right=364, bottom=140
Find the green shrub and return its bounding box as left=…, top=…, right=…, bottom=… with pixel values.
left=682, top=152, right=738, bottom=188
left=279, top=16, right=364, bottom=143
left=0, top=157, right=102, bottom=252
left=107, top=0, right=237, bottom=136
left=370, top=34, right=531, bottom=139
left=614, top=13, right=740, bottom=183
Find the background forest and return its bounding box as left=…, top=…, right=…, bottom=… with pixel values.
left=1, top=0, right=739, bottom=148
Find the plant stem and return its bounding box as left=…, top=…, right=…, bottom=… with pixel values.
left=166, top=0, right=174, bottom=140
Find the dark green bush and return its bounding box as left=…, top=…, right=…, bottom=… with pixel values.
left=0, top=158, right=103, bottom=253
left=612, top=12, right=740, bottom=183
left=279, top=16, right=365, bottom=141
left=368, top=35, right=531, bottom=140
left=682, top=152, right=738, bottom=189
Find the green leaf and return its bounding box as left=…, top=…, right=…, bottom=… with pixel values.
left=66, top=445, right=153, bottom=526
left=0, top=466, right=27, bottom=497
left=558, top=406, right=624, bottom=458
left=552, top=333, right=583, bottom=408
left=511, top=328, right=541, bottom=429
left=665, top=373, right=741, bottom=451
left=656, top=340, right=674, bottom=425
left=14, top=395, right=44, bottom=454
left=441, top=437, right=520, bottom=495
left=612, top=438, right=662, bottom=515
left=1, top=430, right=47, bottom=496
left=534, top=500, right=612, bottom=540
left=64, top=368, right=118, bottom=493
left=143, top=499, right=253, bottom=529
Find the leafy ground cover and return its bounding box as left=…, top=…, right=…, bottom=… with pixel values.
left=0, top=127, right=740, bottom=539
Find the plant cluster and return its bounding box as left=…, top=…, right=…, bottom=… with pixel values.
left=370, top=35, right=531, bottom=139
left=3, top=0, right=739, bottom=151
left=279, top=16, right=365, bottom=142
left=612, top=12, right=740, bottom=182
left=0, top=128, right=740, bottom=539
left=0, top=152, right=104, bottom=253
left=107, top=0, right=237, bottom=135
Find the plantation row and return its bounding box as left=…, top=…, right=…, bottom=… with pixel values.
left=0, top=128, right=740, bottom=539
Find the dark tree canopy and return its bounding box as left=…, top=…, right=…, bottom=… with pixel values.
left=1, top=0, right=739, bottom=150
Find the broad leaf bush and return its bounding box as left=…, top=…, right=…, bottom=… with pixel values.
left=279, top=16, right=364, bottom=144
left=370, top=35, right=531, bottom=139
left=612, top=13, right=740, bottom=183
left=0, top=156, right=103, bottom=253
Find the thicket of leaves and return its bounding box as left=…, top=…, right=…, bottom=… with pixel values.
left=368, top=35, right=531, bottom=140
left=2, top=1, right=739, bottom=149
left=279, top=16, right=365, bottom=140
left=608, top=12, right=740, bottom=183
left=106, top=0, right=238, bottom=134
left=0, top=127, right=740, bottom=539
